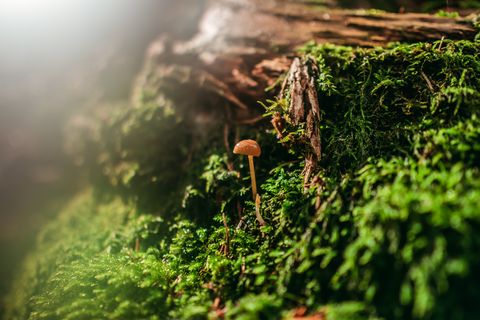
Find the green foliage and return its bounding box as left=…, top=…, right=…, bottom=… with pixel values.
left=225, top=294, right=282, bottom=320
left=336, top=0, right=480, bottom=12
left=29, top=248, right=173, bottom=320
left=322, top=302, right=380, bottom=320
left=435, top=10, right=460, bottom=18
left=6, top=39, right=480, bottom=320
left=336, top=159, right=480, bottom=319
left=65, top=70, right=227, bottom=214
left=4, top=192, right=145, bottom=319
left=295, top=40, right=480, bottom=176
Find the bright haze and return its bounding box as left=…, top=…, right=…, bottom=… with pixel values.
left=0, top=0, right=203, bottom=309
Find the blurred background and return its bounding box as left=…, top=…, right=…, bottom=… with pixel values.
left=0, top=0, right=476, bottom=316
left=0, top=0, right=206, bottom=314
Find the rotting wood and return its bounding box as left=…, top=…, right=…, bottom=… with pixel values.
left=281, top=57, right=322, bottom=188
left=142, top=0, right=476, bottom=123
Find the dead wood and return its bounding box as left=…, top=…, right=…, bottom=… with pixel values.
left=142, top=0, right=476, bottom=122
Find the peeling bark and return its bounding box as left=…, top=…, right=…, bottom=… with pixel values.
left=282, top=57, right=322, bottom=187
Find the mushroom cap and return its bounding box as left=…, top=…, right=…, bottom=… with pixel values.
left=233, top=139, right=261, bottom=157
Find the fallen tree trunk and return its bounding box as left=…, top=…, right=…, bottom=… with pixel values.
left=140, top=0, right=477, bottom=122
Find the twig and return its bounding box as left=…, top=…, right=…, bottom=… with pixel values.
left=221, top=211, right=230, bottom=255
left=135, top=238, right=140, bottom=252
left=421, top=71, right=435, bottom=93
left=224, top=123, right=235, bottom=171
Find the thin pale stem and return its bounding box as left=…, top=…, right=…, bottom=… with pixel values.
left=255, top=194, right=266, bottom=226
left=248, top=155, right=257, bottom=200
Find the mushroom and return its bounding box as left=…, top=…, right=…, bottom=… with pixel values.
left=233, top=139, right=261, bottom=200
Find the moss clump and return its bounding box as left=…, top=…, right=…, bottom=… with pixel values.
left=4, top=192, right=161, bottom=319
left=299, top=40, right=480, bottom=176
left=5, top=38, right=480, bottom=319
left=337, top=0, right=480, bottom=12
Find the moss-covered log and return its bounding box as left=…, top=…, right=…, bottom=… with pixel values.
left=147, top=0, right=477, bottom=124
left=6, top=35, right=480, bottom=319
left=4, top=2, right=480, bottom=320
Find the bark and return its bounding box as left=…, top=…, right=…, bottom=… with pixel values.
left=142, top=0, right=477, bottom=122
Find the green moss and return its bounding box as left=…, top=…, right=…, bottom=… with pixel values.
left=337, top=0, right=480, bottom=12
left=435, top=10, right=460, bottom=18
left=5, top=38, right=480, bottom=319
left=309, top=40, right=478, bottom=174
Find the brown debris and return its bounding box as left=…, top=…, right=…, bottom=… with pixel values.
left=306, top=111, right=321, bottom=160
left=212, top=297, right=226, bottom=318
left=135, top=238, right=140, bottom=252
left=252, top=57, right=292, bottom=88
left=292, top=306, right=327, bottom=320
left=271, top=112, right=285, bottom=139
left=302, top=153, right=317, bottom=191
left=310, top=175, right=326, bottom=210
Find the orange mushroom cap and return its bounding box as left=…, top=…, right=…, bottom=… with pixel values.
left=233, top=139, right=261, bottom=157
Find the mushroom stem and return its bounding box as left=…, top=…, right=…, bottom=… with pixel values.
left=255, top=194, right=266, bottom=226
left=248, top=155, right=257, bottom=200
